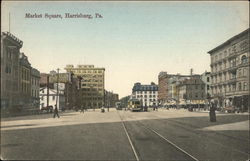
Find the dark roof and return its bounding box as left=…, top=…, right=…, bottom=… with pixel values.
left=132, top=83, right=158, bottom=92
left=208, top=28, right=249, bottom=54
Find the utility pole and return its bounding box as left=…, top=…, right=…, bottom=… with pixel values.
left=47, top=75, right=49, bottom=107
left=56, top=68, right=60, bottom=108
left=77, top=76, right=83, bottom=109
left=9, top=12, right=11, bottom=32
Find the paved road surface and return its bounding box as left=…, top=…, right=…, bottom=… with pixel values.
left=1, top=108, right=249, bottom=161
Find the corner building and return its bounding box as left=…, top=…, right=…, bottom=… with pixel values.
left=1, top=32, right=23, bottom=109
left=132, top=82, right=158, bottom=107
left=208, top=28, right=249, bottom=111
left=65, top=65, right=105, bottom=108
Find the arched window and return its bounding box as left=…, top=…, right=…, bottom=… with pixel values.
left=241, top=55, right=247, bottom=64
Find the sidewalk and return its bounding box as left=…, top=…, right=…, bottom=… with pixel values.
left=202, top=120, right=249, bottom=131
left=1, top=108, right=120, bottom=131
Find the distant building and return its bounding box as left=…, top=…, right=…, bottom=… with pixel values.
left=158, top=72, right=169, bottom=104
left=19, top=52, right=32, bottom=109
left=1, top=32, right=23, bottom=110
left=208, top=28, right=249, bottom=111
left=39, top=87, right=65, bottom=110
left=31, top=68, right=40, bottom=108
left=119, top=95, right=130, bottom=108
left=65, top=75, right=78, bottom=109
left=200, top=71, right=211, bottom=98
left=105, top=91, right=119, bottom=108
left=65, top=64, right=105, bottom=108
left=132, top=82, right=158, bottom=107
left=49, top=70, right=71, bottom=83
left=158, top=72, right=193, bottom=105
left=39, top=73, right=49, bottom=87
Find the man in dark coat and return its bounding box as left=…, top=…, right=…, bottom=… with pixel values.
left=209, top=102, right=216, bottom=122
left=53, top=105, right=60, bottom=118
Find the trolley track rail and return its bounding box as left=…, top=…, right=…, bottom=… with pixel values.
left=117, top=110, right=200, bottom=161
left=146, top=112, right=250, bottom=156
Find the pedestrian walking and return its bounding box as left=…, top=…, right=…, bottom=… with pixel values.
left=80, top=106, right=84, bottom=113
left=53, top=105, right=60, bottom=118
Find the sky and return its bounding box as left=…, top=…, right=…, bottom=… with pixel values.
left=1, top=1, right=249, bottom=98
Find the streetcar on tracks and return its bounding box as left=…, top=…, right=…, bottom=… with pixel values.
left=127, top=99, right=142, bottom=112
left=115, top=102, right=122, bottom=110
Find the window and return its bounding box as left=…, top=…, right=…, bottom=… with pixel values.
left=224, top=50, right=227, bottom=58
left=219, top=53, right=222, bottom=59
left=53, top=96, right=55, bottom=100
left=238, top=69, right=242, bottom=77
left=207, top=77, right=210, bottom=82
left=240, top=41, right=248, bottom=51
left=207, top=85, right=210, bottom=90
left=238, top=82, right=242, bottom=91
left=241, top=55, right=247, bottom=64
left=243, top=82, right=247, bottom=90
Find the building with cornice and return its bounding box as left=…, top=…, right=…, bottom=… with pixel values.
left=208, top=28, right=249, bottom=112
left=1, top=32, right=23, bottom=110
left=64, top=64, right=105, bottom=108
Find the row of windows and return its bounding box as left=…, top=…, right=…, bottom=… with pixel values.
left=31, top=89, right=39, bottom=98
left=211, top=82, right=248, bottom=94
left=22, top=68, right=30, bottom=81
left=136, top=95, right=156, bottom=98
left=184, top=93, right=205, bottom=99
left=211, top=40, right=249, bottom=63
left=80, top=88, right=103, bottom=91
left=81, top=84, right=103, bottom=87
left=212, top=69, right=248, bottom=83
left=21, top=82, right=30, bottom=93
left=71, top=70, right=103, bottom=74
left=82, top=79, right=103, bottom=82
left=135, top=91, right=156, bottom=94
left=31, top=78, right=39, bottom=86
left=137, top=98, right=157, bottom=102
left=186, top=85, right=204, bottom=90
left=211, top=56, right=248, bottom=72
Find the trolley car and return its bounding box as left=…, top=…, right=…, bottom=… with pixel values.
left=127, top=99, right=142, bottom=112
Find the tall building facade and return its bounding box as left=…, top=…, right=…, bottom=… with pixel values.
left=200, top=71, right=211, bottom=98
left=158, top=72, right=191, bottom=105
left=31, top=67, right=40, bottom=108
left=177, top=77, right=206, bottom=105
left=104, top=90, right=119, bottom=108
left=65, top=64, right=105, bottom=108
left=19, top=52, right=32, bottom=108
left=132, top=82, right=158, bottom=107
left=1, top=32, right=40, bottom=112
left=158, top=72, right=169, bottom=104
left=208, top=28, right=249, bottom=111
left=1, top=32, right=23, bottom=110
